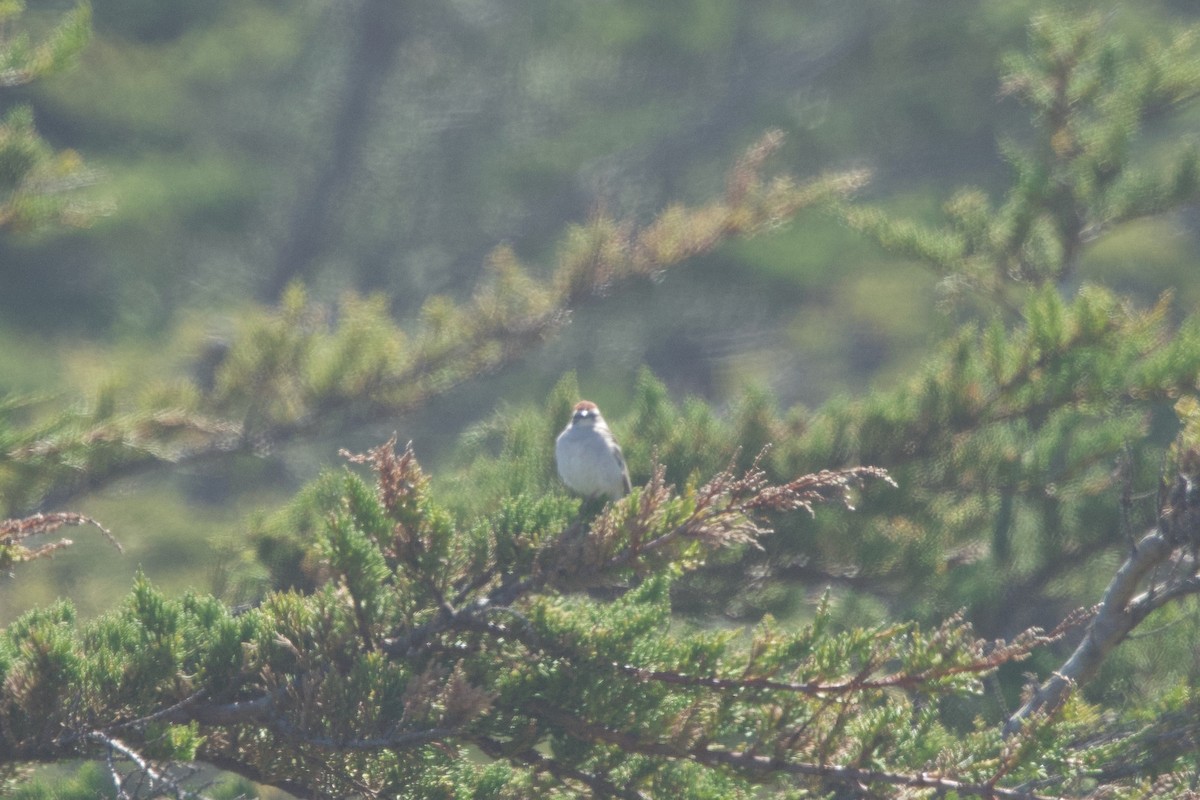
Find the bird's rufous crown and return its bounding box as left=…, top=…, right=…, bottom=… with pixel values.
left=571, top=400, right=600, bottom=421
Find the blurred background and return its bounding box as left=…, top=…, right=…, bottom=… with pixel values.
left=3, top=0, right=1199, bottom=622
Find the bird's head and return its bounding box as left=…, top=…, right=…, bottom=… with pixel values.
left=571, top=400, right=601, bottom=427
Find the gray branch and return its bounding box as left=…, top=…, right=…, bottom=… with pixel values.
left=89, top=731, right=212, bottom=800
left=1003, top=529, right=1174, bottom=738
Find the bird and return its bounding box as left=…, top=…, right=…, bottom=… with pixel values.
left=555, top=400, right=632, bottom=501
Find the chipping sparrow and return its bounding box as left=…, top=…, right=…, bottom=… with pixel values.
left=555, top=400, right=632, bottom=501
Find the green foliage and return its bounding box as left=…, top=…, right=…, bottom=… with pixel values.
left=0, top=390, right=235, bottom=517
left=844, top=11, right=1200, bottom=315
left=0, top=133, right=861, bottom=518
left=5, top=761, right=116, bottom=799
left=0, top=439, right=1108, bottom=798
left=447, top=276, right=1200, bottom=632
left=0, top=2, right=96, bottom=234
left=0, top=2, right=91, bottom=86
left=9, top=8, right=1200, bottom=799
left=0, top=100, right=93, bottom=230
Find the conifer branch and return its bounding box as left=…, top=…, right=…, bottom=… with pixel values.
left=4, top=134, right=866, bottom=517
left=267, top=720, right=457, bottom=752
left=464, top=601, right=1079, bottom=702
left=564, top=454, right=895, bottom=582
left=525, top=698, right=1055, bottom=800
left=615, top=612, right=1079, bottom=698
left=162, top=693, right=274, bottom=727
left=0, top=433, right=1149, bottom=796
left=472, top=734, right=651, bottom=800
left=844, top=14, right=1200, bottom=314
left=152, top=684, right=457, bottom=753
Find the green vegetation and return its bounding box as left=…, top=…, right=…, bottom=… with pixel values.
left=0, top=1, right=93, bottom=234
left=7, top=4, right=1200, bottom=799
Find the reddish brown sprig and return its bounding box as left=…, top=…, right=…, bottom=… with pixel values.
left=600, top=450, right=894, bottom=574
left=339, top=434, right=427, bottom=519
left=0, top=511, right=120, bottom=550
left=0, top=511, right=121, bottom=567
left=339, top=436, right=444, bottom=582
left=747, top=466, right=897, bottom=515
left=619, top=463, right=673, bottom=561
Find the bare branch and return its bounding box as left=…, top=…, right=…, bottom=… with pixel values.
left=161, top=692, right=274, bottom=727
left=88, top=731, right=213, bottom=800
left=1003, top=529, right=1174, bottom=737
left=0, top=511, right=121, bottom=552
left=0, top=510, right=121, bottom=567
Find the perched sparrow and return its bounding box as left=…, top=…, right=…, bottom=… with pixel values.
left=555, top=400, right=632, bottom=501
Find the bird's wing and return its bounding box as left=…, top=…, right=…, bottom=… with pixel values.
left=613, top=443, right=632, bottom=494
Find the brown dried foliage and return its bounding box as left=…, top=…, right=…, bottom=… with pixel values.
left=545, top=449, right=895, bottom=589
left=0, top=510, right=120, bottom=568
left=339, top=435, right=427, bottom=520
